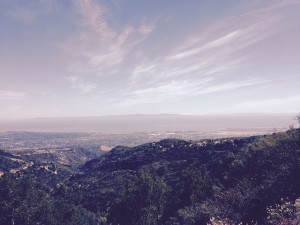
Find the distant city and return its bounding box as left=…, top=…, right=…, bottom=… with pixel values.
left=0, top=113, right=295, bottom=166
left=0, top=127, right=287, bottom=153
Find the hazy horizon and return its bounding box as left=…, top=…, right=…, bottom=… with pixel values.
left=1, top=0, right=300, bottom=119
left=0, top=113, right=297, bottom=133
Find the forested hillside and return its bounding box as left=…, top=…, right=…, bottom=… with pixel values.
left=1, top=128, right=300, bottom=224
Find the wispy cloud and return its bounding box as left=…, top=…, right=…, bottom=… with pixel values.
left=0, top=90, right=26, bottom=100
left=62, top=0, right=299, bottom=110
left=226, top=95, right=300, bottom=113
left=64, top=0, right=155, bottom=79
left=118, top=78, right=269, bottom=106
left=239, top=0, right=300, bottom=16
left=1, top=0, right=299, bottom=118
left=69, top=76, right=97, bottom=93
left=118, top=2, right=281, bottom=105
left=169, top=30, right=242, bottom=60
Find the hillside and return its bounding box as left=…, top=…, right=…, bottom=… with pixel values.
left=0, top=129, right=300, bottom=224
left=0, top=149, right=25, bottom=175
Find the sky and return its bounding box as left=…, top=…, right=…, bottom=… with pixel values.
left=0, top=0, right=300, bottom=119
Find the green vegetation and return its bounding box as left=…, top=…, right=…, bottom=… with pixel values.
left=0, top=150, right=23, bottom=172
left=0, top=173, right=102, bottom=225
left=0, top=128, right=300, bottom=224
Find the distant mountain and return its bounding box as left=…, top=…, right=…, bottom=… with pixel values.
left=0, top=113, right=296, bottom=132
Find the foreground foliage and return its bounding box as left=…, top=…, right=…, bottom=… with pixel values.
left=0, top=129, right=299, bottom=224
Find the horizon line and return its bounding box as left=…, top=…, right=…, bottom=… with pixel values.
left=0, top=112, right=298, bottom=121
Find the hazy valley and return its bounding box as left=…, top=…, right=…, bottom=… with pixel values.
left=1, top=0, right=300, bottom=224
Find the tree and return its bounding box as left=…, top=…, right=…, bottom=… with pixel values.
left=297, top=113, right=300, bottom=126
left=266, top=197, right=300, bottom=225
left=108, top=172, right=170, bottom=225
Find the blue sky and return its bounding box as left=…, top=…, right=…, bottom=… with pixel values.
left=0, top=0, right=300, bottom=118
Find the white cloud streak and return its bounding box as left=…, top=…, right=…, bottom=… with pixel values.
left=118, top=78, right=269, bottom=106
left=227, top=95, right=300, bottom=113
left=64, top=0, right=298, bottom=109
left=0, top=90, right=26, bottom=100
left=69, top=76, right=97, bottom=93
left=113, top=1, right=291, bottom=106
left=65, top=0, right=155, bottom=78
